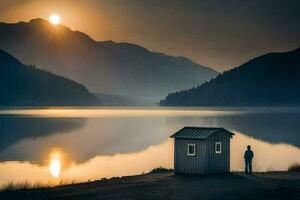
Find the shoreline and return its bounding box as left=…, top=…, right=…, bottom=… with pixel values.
left=1, top=171, right=300, bottom=200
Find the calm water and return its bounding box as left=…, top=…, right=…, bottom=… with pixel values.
left=0, top=107, right=300, bottom=186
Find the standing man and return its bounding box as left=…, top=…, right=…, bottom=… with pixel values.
left=244, top=145, right=254, bottom=174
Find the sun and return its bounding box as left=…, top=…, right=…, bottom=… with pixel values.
left=49, top=14, right=60, bottom=25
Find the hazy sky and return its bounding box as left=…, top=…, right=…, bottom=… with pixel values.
left=0, top=0, right=299, bottom=71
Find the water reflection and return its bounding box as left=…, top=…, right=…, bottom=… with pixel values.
left=48, top=148, right=66, bottom=178
left=0, top=140, right=174, bottom=185
left=0, top=108, right=300, bottom=186
left=0, top=132, right=300, bottom=186
left=0, top=117, right=170, bottom=163
left=0, top=116, right=86, bottom=154
left=168, top=113, right=300, bottom=147
left=49, top=157, right=61, bottom=178
left=231, top=132, right=300, bottom=171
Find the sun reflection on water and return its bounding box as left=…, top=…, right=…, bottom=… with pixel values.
left=0, top=133, right=300, bottom=187
left=49, top=150, right=62, bottom=178
left=49, top=158, right=61, bottom=178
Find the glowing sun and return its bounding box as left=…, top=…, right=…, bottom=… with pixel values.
left=49, top=14, right=60, bottom=25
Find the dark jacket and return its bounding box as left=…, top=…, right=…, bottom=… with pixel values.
left=244, top=149, right=254, bottom=160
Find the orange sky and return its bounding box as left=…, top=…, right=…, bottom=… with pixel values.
left=0, top=0, right=299, bottom=71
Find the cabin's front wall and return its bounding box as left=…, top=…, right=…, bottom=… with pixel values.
left=205, top=131, right=230, bottom=174
left=174, top=138, right=206, bottom=174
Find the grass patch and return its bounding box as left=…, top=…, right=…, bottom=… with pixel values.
left=0, top=180, right=78, bottom=193
left=288, top=163, right=300, bottom=172
left=148, top=167, right=173, bottom=174
left=0, top=181, right=46, bottom=192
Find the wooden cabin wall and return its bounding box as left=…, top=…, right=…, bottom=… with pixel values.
left=205, top=131, right=231, bottom=174
left=174, top=138, right=206, bottom=174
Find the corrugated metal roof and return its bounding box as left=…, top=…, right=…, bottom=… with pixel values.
left=170, top=127, right=234, bottom=140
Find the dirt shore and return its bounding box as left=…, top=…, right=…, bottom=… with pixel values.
left=1, top=172, right=300, bottom=200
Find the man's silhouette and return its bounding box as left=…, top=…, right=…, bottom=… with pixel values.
left=244, top=145, right=254, bottom=174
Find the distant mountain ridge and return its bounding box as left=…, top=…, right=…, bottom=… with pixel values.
left=160, top=47, right=300, bottom=106
left=0, top=49, right=100, bottom=106
left=95, top=92, right=159, bottom=106
left=0, top=18, right=219, bottom=99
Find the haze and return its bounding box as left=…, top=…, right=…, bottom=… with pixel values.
left=0, top=0, right=299, bottom=71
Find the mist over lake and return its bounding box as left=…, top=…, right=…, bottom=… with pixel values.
left=0, top=107, right=299, bottom=186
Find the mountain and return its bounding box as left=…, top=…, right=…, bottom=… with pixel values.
left=0, top=49, right=100, bottom=106
left=95, top=92, right=159, bottom=106
left=0, top=18, right=218, bottom=100
left=160, top=47, right=300, bottom=106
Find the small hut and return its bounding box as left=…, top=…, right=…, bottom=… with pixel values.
left=170, top=127, right=234, bottom=175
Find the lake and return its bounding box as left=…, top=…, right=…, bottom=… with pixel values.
left=0, top=107, right=300, bottom=186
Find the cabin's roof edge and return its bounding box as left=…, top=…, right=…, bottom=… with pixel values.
left=170, top=126, right=234, bottom=139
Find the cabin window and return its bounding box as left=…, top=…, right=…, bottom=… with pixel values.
left=187, top=144, right=196, bottom=156
left=215, top=142, right=222, bottom=154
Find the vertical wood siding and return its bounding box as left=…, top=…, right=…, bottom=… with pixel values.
left=174, top=138, right=206, bottom=174
left=174, top=130, right=231, bottom=175
left=205, top=130, right=230, bottom=174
